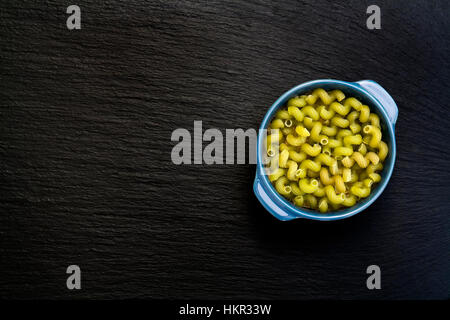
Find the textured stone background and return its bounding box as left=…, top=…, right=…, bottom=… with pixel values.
left=0, top=0, right=449, bottom=299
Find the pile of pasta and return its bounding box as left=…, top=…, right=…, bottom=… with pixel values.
left=266, top=88, right=388, bottom=213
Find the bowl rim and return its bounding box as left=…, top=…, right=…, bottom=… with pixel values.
left=256, top=79, right=397, bottom=221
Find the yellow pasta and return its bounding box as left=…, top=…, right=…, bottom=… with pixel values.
left=319, top=167, right=335, bottom=185
left=378, top=141, right=388, bottom=161
left=270, top=118, right=285, bottom=129
left=334, top=175, right=346, bottom=193
left=268, top=88, right=389, bottom=213
left=275, top=176, right=292, bottom=196
left=318, top=197, right=329, bottom=213
left=290, top=182, right=304, bottom=196
left=325, top=185, right=345, bottom=204
left=286, top=134, right=305, bottom=146
left=330, top=102, right=351, bottom=116
left=288, top=106, right=304, bottom=121
left=343, top=134, right=363, bottom=146
left=279, top=149, right=290, bottom=168
left=286, top=160, right=299, bottom=181
left=321, top=124, right=337, bottom=137
left=344, top=97, right=362, bottom=111
left=288, top=96, right=307, bottom=108
left=334, top=146, right=353, bottom=157
left=317, top=105, right=335, bottom=120
left=350, top=182, right=371, bottom=198
left=289, top=150, right=307, bottom=162
left=315, top=153, right=336, bottom=167
left=363, top=125, right=382, bottom=148
left=295, top=125, right=310, bottom=137
left=301, top=143, right=322, bottom=157
left=299, top=178, right=319, bottom=194
left=331, top=116, right=350, bottom=128
left=301, top=106, right=320, bottom=120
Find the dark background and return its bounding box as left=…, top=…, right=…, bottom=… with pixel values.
left=1, top=0, right=449, bottom=299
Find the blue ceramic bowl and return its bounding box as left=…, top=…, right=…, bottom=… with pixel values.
left=253, top=79, right=398, bottom=221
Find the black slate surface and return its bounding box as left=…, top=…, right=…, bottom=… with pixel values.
left=0, top=0, right=449, bottom=299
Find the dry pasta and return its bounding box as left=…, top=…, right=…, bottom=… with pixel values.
left=266, top=88, right=389, bottom=212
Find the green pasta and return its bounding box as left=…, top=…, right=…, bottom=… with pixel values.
left=266, top=88, right=389, bottom=213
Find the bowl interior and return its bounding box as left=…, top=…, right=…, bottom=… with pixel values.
left=258, top=80, right=396, bottom=220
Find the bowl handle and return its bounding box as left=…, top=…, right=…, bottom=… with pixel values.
left=253, top=177, right=299, bottom=221
left=356, top=80, right=398, bottom=125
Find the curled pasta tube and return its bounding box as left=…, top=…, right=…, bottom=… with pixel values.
left=315, top=153, right=336, bottom=167
left=344, top=97, right=363, bottom=111
left=301, top=143, right=322, bottom=157
left=268, top=168, right=285, bottom=182
left=327, top=138, right=342, bottom=149
left=303, top=117, right=314, bottom=129
left=289, top=150, right=307, bottom=162
left=334, top=175, right=346, bottom=193
left=343, top=134, right=363, bottom=146
left=279, top=149, right=290, bottom=168
left=301, top=106, right=320, bottom=120
left=369, top=113, right=380, bottom=127
left=270, top=119, right=284, bottom=129
left=347, top=111, right=359, bottom=123
left=329, top=89, right=345, bottom=102
left=342, top=194, right=357, bottom=207
left=329, top=160, right=340, bottom=175
left=365, top=152, right=380, bottom=165
left=299, top=178, right=319, bottom=194
left=304, top=194, right=318, bottom=209
left=363, top=125, right=382, bottom=148
left=279, top=143, right=293, bottom=152
left=325, top=185, right=345, bottom=204
left=295, top=125, right=310, bottom=137
left=287, top=96, right=307, bottom=108
left=342, top=168, right=352, bottom=182
left=286, top=160, right=299, bottom=181
left=300, top=159, right=322, bottom=172
left=330, top=102, right=351, bottom=116
left=358, top=143, right=367, bottom=155
left=320, top=167, right=335, bottom=185
left=336, top=129, right=352, bottom=140
left=293, top=195, right=304, bottom=206
left=317, top=105, right=335, bottom=120
left=359, top=105, right=370, bottom=122
left=306, top=88, right=345, bottom=105
left=331, top=116, right=350, bottom=128
left=368, top=173, right=381, bottom=183
left=334, top=146, right=353, bottom=157
left=313, top=185, right=326, bottom=197
left=318, top=197, right=329, bottom=213
left=290, top=182, right=304, bottom=196
left=288, top=106, right=304, bottom=121
left=367, top=163, right=383, bottom=174
left=282, top=127, right=293, bottom=135
left=350, top=182, right=371, bottom=198
left=322, top=146, right=332, bottom=157
left=377, top=141, right=388, bottom=161
left=349, top=122, right=361, bottom=134
left=275, top=176, right=292, bottom=196
left=363, top=178, right=374, bottom=188
left=341, top=156, right=355, bottom=168
left=275, top=109, right=290, bottom=120
left=321, top=125, right=337, bottom=137
left=286, top=134, right=306, bottom=146
left=352, top=151, right=380, bottom=168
